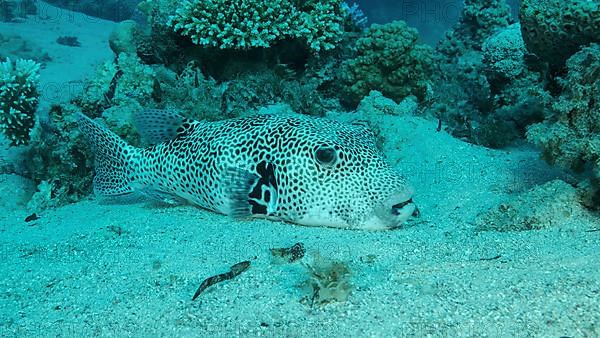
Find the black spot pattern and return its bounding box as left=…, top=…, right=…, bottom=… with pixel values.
left=127, top=114, right=410, bottom=228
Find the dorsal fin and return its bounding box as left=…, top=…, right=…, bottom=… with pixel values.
left=133, top=109, right=195, bottom=144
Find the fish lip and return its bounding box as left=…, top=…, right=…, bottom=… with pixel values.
left=391, top=198, right=413, bottom=213
left=370, top=191, right=417, bottom=227
left=391, top=198, right=420, bottom=218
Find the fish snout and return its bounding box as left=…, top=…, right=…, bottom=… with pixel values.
left=377, top=189, right=419, bottom=226
left=391, top=198, right=419, bottom=218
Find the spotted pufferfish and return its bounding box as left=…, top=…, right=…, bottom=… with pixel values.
left=76, top=110, right=418, bottom=230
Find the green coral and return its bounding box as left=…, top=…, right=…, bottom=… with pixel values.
left=520, top=0, right=600, bottom=69
left=0, top=58, right=40, bottom=146
left=168, top=0, right=345, bottom=53
left=527, top=44, right=600, bottom=204
left=340, top=21, right=434, bottom=107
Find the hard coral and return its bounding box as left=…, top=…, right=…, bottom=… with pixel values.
left=520, top=0, right=600, bottom=69
left=0, top=58, right=39, bottom=146
left=168, top=0, right=345, bottom=53
left=431, top=15, right=550, bottom=149
left=482, top=23, right=526, bottom=79
left=527, top=44, right=600, bottom=204
left=437, top=0, right=512, bottom=58
left=340, top=21, right=433, bottom=107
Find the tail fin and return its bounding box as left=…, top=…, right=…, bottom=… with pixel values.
left=76, top=113, right=137, bottom=196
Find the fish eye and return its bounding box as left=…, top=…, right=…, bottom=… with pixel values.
left=315, top=147, right=337, bottom=166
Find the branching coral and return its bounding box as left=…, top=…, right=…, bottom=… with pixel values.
left=168, top=0, right=345, bottom=53
left=0, top=58, right=40, bottom=146
left=339, top=20, right=433, bottom=107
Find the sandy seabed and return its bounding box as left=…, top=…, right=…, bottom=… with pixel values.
left=1, top=3, right=599, bottom=337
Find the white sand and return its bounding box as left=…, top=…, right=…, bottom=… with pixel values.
left=1, top=3, right=599, bottom=338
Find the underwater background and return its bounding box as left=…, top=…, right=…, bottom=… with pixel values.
left=1, top=0, right=599, bottom=336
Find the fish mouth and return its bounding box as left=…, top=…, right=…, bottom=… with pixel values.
left=391, top=198, right=420, bottom=217
left=365, top=190, right=419, bottom=230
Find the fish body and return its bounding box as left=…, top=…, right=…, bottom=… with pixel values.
left=77, top=110, right=417, bottom=230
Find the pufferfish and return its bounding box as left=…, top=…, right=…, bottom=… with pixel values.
left=76, top=110, right=418, bottom=230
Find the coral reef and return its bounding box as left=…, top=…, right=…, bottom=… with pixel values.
left=476, top=180, right=582, bottom=231
left=108, top=20, right=139, bottom=55
left=21, top=54, right=158, bottom=208
left=339, top=20, right=434, bottom=107
left=168, top=0, right=345, bottom=53
left=0, top=58, right=40, bottom=146
left=481, top=23, right=527, bottom=79
left=20, top=48, right=343, bottom=208
left=527, top=44, right=600, bottom=205
left=24, top=104, right=94, bottom=209
left=520, top=0, right=600, bottom=69
left=431, top=0, right=515, bottom=145
left=436, top=0, right=512, bottom=59
left=431, top=7, right=549, bottom=148
left=300, top=252, right=352, bottom=306
left=74, top=52, right=158, bottom=144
